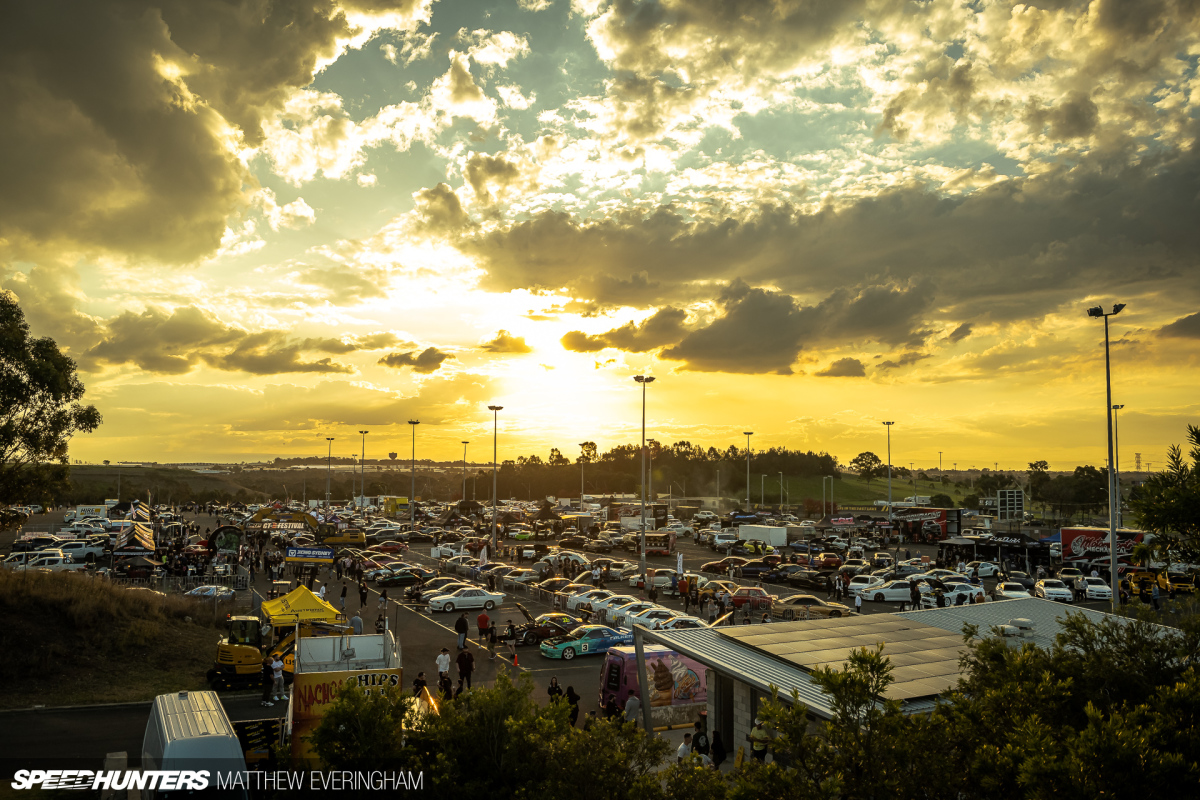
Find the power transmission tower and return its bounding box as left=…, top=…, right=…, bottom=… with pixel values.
left=1134, top=452, right=1141, bottom=471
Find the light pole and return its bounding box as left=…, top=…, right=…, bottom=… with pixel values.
left=461, top=441, right=469, bottom=503
left=883, top=422, right=895, bottom=517
left=579, top=443, right=588, bottom=510
left=407, top=420, right=419, bottom=531
left=1112, top=405, right=1124, bottom=528
left=488, top=405, right=502, bottom=552
left=939, top=451, right=943, bottom=471
left=779, top=472, right=784, bottom=507
left=743, top=432, right=753, bottom=509
left=359, top=430, right=369, bottom=508
left=761, top=474, right=766, bottom=507
left=634, top=376, right=655, bottom=579
left=324, top=437, right=334, bottom=508
left=1088, top=302, right=1125, bottom=612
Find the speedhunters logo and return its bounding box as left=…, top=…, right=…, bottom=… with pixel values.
left=12, top=769, right=209, bottom=790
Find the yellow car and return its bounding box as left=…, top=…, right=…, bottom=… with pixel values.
left=1157, top=572, right=1196, bottom=594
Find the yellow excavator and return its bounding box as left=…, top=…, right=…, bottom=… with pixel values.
left=208, top=616, right=349, bottom=690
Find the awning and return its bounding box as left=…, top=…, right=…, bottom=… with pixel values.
left=259, top=586, right=343, bottom=623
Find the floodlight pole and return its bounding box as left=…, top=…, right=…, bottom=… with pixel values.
left=408, top=421, right=419, bottom=532
left=743, top=432, right=753, bottom=509
left=635, top=376, right=655, bottom=581
left=488, top=406, right=503, bottom=552
left=1089, top=302, right=1125, bottom=612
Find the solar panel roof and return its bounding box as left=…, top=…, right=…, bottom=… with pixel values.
left=717, top=616, right=967, bottom=701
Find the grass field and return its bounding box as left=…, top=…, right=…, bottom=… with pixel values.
left=776, top=473, right=966, bottom=510
left=0, top=570, right=231, bottom=709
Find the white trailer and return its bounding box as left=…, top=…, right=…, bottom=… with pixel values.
left=738, top=524, right=787, bottom=547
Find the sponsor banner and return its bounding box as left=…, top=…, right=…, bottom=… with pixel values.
left=285, top=546, right=335, bottom=563
left=830, top=517, right=857, bottom=526
left=1061, top=528, right=1142, bottom=561
left=891, top=510, right=946, bottom=522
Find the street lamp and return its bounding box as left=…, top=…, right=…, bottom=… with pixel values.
left=579, top=443, right=588, bottom=510
left=1112, top=405, right=1124, bottom=528
left=488, top=405, right=503, bottom=551
left=1088, top=301, right=1126, bottom=612
left=634, top=376, right=656, bottom=579
left=743, top=432, right=753, bottom=509
left=358, top=430, right=369, bottom=509
left=779, top=472, right=784, bottom=508
left=407, top=421, right=420, bottom=532
left=461, top=441, right=469, bottom=503
left=761, top=474, right=766, bottom=507
left=822, top=475, right=835, bottom=516
left=883, top=422, right=895, bottom=517
left=324, top=437, right=334, bottom=508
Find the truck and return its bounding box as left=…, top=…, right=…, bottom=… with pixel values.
left=142, top=691, right=248, bottom=793
left=599, top=645, right=707, bottom=728
left=56, top=539, right=107, bottom=561
left=737, top=524, right=788, bottom=548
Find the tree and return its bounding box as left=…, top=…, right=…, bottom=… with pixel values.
left=1130, top=423, right=1200, bottom=562
left=578, top=441, right=598, bottom=463
left=930, top=493, right=954, bottom=508
left=388, top=452, right=398, bottom=461
left=307, top=683, right=417, bottom=769
left=848, top=452, right=884, bottom=489
left=547, top=448, right=570, bottom=467
left=962, top=493, right=980, bottom=510
left=0, top=292, right=101, bottom=503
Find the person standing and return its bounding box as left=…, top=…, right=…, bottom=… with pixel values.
left=339, top=581, right=348, bottom=611
left=454, top=612, right=469, bottom=650
left=456, top=647, right=475, bottom=689
left=547, top=677, right=563, bottom=702
left=504, top=619, right=517, bottom=657
left=350, top=612, right=363, bottom=635
left=692, top=721, right=710, bottom=758
left=259, top=656, right=275, bottom=708
left=435, top=647, right=451, bottom=679
left=749, top=718, right=770, bottom=762
left=710, top=730, right=726, bottom=768
left=487, top=620, right=498, bottom=660
left=412, top=671, right=428, bottom=697
left=676, top=734, right=694, bottom=764
left=565, top=686, right=581, bottom=726
left=854, top=592, right=863, bottom=613
left=359, top=581, right=368, bottom=609
left=270, top=655, right=285, bottom=702
left=1151, top=582, right=1161, bottom=611
left=476, top=610, right=490, bottom=645
left=624, top=691, right=641, bottom=727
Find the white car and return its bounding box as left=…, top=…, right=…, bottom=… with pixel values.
left=920, top=582, right=978, bottom=608
left=711, top=532, right=738, bottom=550
left=504, top=568, right=541, bottom=584
left=659, top=615, right=708, bottom=629
left=1083, top=577, right=1113, bottom=600
left=991, top=582, right=1032, bottom=600
left=23, top=555, right=82, bottom=572
left=566, top=589, right=614, bottom=611
left=610, top=601, right=659, bottom=627
left=965, top=561, right=1001, bottom=578
left=848, top=575, right=885, bottom=596
left=865, top=580, right=926, bottom=603
left=427, top=587, right=505, bottom=612
left=1033, top=579, right=1074, bottom=603
left=664, top=523, right=694, bottom=536
left=627, top=569, right=684, bottom=590
left=590, top=593, right=640, bottom=613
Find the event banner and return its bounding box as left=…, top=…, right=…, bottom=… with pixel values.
left=285, top=546, right=336, bottom=563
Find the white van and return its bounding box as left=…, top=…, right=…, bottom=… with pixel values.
left=142, top=691, right=247, bottom=796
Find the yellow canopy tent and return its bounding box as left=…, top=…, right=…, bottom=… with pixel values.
left=259, top=586, right=343, bottom=624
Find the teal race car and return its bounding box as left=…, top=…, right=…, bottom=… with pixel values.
left=539, top=625, right=634, bottom=660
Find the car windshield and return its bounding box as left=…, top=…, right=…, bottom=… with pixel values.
left=1001, top=584, right=1023, bottom=591
left=1044, top=580, right=1065, bottom=588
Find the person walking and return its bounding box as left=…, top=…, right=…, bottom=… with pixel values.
left=359, top=582, right=368, bottom=609
left=624, top=690, right=641, bottom=727
left=503, top=619, right=517, bottom=658
left=378, top=589, right=389, bottom=610
left=339, top=581, right=348, bottom=611
left=454, top=612, right=469, bottom=650
left=487, top=620, right=498, bottom=660
left=456, top=646, right=475, bottom=689
left=1151, top=582, right=1161, bottom=611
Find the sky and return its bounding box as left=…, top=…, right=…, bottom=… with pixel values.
left=2, top=0, right=1199, bottom=472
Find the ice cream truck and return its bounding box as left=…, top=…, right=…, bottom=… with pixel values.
left=598, top=645, right=707, bottom=728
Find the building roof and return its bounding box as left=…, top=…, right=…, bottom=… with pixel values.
left=645, top=599, right=1148, bottom=718
left=893, top=596, right=1140, bottom=650
left=717, top=617, right=966, bottom=702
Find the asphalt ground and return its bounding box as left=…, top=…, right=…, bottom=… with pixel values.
left=2, top=509, right=1117, bottom=768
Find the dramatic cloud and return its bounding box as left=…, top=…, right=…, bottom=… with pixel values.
left=378, top=347, right=453, bottom=373
left=83, top=306, right=360, bottom=375
left=479, top=331, right=533, bottom=354
left=561, top=307, right=689, bottom=353
left=946, top=323, right=973, bottom=344
left=1159, top=313, right=1200, bottom=339
left=816, top=358, right=867, bottom=378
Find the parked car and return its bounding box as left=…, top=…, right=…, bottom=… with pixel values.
left=622, top=606, right=681, bottom=629
left=566, top=589, right=614, bottom=612
left=539, top=625, right=633, bottom=660
left=729, top=586, right=774, bottom=610
left=185, top=585, right=235, bottom=603
left=773, top=594, right=854, bottom=618
left=991, top=582, right=1032, bottom=600
left=427, top=587, right=505, bottom=612
left=1033, top=579, right=1074, bottom=603
left=513, top=603, right=584, bottom=645
left=700, top=557, right=749, bottom=574
left=1083, top=577, right=1113, bottom=601
left=965, top=561, right=1001, bottom=578
left=847, top=575, right=885, bottom=597
left=583, top=538, right=614, bottom=553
